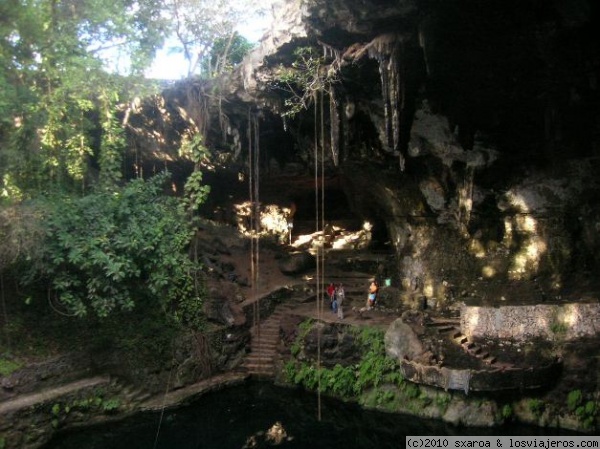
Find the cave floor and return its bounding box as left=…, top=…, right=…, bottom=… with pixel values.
left=201, top=218, right=598, bottom=387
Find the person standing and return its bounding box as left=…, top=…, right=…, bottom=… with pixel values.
left=327, top=282, right=336, bottom=312
left=336, top=283, right=345, bottom=320
left=366, top=279, right=378, bottom=310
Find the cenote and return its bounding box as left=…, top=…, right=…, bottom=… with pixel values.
left=42, top=381, right=582, bottom=449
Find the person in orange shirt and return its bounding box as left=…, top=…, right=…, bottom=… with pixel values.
left=366, top=279, right=379, bottom=310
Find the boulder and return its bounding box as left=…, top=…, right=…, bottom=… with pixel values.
left=204, top=286, right=244, bottom=326
left=384, top=318, right=426, bottom=361
left=278, top=251, right=316, bottom=275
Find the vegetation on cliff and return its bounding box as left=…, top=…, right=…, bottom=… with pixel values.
left=0, top=0, right=252, bottom=383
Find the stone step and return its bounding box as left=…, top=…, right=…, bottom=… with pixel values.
left=251, top=329, right=279, bottom=336
left=242, top=363, right=274, bottom=372
left=246, top=348, right=274, bottom=355
left=243, top=361, right=274, bottom=367
left=247, top=369, right=274, bottom=375
left=248, top=351, right=276, bottom=358
left=250, top=344, right=278, bottom=352
left=247, top=355, right=275, bottom=361
left=252, top=322, right=280, bottom=328
left=249, top=336, right=276, bottom=343
left=251, top=341, right=278, bottom=348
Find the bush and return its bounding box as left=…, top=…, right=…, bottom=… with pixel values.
left=285, top=324, right=402, bottom=400
left=0, top=357, right=22, bottom=376
left=528, top=398, right=545, bottom=418
left=19, top=172, right=203, bottom=320
left=567, top=390, right=583, bottom=412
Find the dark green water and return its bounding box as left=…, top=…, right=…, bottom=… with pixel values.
left=42, top=381, right=581, bottom=449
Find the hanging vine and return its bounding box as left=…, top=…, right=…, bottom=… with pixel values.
left=270, top=45, right=343, bottom=167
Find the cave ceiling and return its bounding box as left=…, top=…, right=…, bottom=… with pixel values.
left=127, top=0, right=600, bottom=297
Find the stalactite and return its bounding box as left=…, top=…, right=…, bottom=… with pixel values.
left=367, top=34, right=406, bottom=170
left=457, top=166, right=475, bottom=233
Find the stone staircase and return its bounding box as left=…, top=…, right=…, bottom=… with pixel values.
left=452, top=330, right=499, bottom=365
left=240, top=249, right=390, bottom=377
left=426, top=318, right=499, bottom=366
left=240, top=302, right=296, bottom=378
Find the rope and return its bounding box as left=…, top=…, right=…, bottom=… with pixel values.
left=248, top=108, right=256, bottom=328
left=313, top=89, right=322, bottom=421
left=0, top=274, right=9, bottom=348
left=152, top=362, right=174, bottom=449
left=248, top=109, right=261, bottom=373
left=253, top=112, right=261, bottom=350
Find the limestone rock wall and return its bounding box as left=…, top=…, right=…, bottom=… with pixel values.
left=461, top=303, right=600, bottom=341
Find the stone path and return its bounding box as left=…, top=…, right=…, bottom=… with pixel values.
left=140, top=372, right=248, bottom=411
left=0, top=376, right=110, bottom=416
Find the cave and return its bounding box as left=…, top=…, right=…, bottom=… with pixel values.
left=117, top=0, right=600, bottom=430
left=123, top=0, right=600, bottom=304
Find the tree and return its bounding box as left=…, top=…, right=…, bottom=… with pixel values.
left=164, top=0, right=264, bottom=77
left=0, top=0, right=168, bottom=199
left=203, top=32, right=254, bottom=77
left=0, top=1, right=218, bottom=323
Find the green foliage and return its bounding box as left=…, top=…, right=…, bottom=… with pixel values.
left=501, top=404, right=513, bottom=420
left=577, top=401, right=597, bottom=429
left=102, top=398, right=120, bottom=413
left=435, top=392, right=452, bottom=411
left=401, top=382, right=420, bottom=400
left=291, top=363, right=319, bottom=390
left=49, top=393, right=122, bottom=428
left=550, top=321, right=568, bottom=335
left=0, top=436, right=5, bottom=449
left=284, top=324, right=403, bottom=402
left=270, top=46, right=339, bottom=118
left=20, top=172, right=203, bottom=319
left=179, top=134, right=211, bottom=221
left=528, top=398, right=545, bottom=418
left=51, top=403, right=61, bottom=417
left=373, top=389, right=398, bottom=407
left=290, top=340, right=302, bottom=358
left=283, top=361, right=297, bottom=382
left=567, top=389, right=583, bottom=412
left=321, top=364, right=356, bottom=397
left=567, top=390, right=597, bottom=429
left=163, top=0, right=264, bottom=77
left=384, top=370, right=405, bottom=388
left=0, top=357, right=22, bottom=376
left=352, top=327, right=397, bottom=394
left=290, top=318, right=314, bottom=357
left=0, top=0, right=166, bottom=198
left=203, top=33, right=254, bottom=77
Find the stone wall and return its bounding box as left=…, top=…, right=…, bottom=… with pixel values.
left=461, top=303, right=600, bottom=341
left=399, top=358, right=561, bottom=393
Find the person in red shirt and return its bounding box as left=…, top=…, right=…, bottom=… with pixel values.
left=327, top=282, right=336, bottom=312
